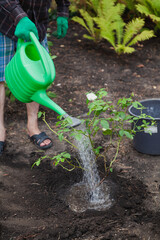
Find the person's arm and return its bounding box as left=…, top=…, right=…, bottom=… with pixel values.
left=0, top=0, right=27, bottom=25
left=53, top=0, right=70, bottom=39
left=55, top=0, right=70, bottom=17
left=0, top=1, right=38, bottom=41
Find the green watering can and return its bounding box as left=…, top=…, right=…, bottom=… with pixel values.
left=5, top=32, right=81, bottom=127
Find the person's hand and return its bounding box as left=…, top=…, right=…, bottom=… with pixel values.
left=14, top=17, right=39, bottom=41
left=52, top=16, right=68, bottom=39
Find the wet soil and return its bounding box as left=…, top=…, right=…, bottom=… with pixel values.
left=1, top=21, right=160, bottom=240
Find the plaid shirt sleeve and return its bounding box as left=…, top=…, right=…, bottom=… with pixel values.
left=0, top=0, right=70, bottom=41
left=55, top=0, right=70, bottom=17
left=0, top=0, right=27, bottom=26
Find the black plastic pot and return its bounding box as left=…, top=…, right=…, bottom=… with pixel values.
left=128, top=99, right=160, bottom=155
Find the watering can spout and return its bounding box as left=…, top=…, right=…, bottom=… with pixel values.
left=31, top=89, right=66, bottom=116
left=63, top=114, right=82, bottom=128
left=31, top=90, right=82, bottom=128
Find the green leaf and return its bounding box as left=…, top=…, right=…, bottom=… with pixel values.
left=119, top=129, right=124, bottom=136
left=79, top=9, right=95, bottom=34
left=47, top=41, right=53, bottom=46
left=74, top=134, right=83, bottom=141
left=136, top=3, right=160, bottom=23
left=63, top=153, right=71, bottom=159
left=93, top=119, right=100, bottom=127
left=58, top=133, right=64, bottom=141
left=36, top=158, right=41, bottom=166
left=124, top=131, right=133, bottom=139
left=97, top=89, right=108, bottom=98
left=47, top=91, right=57, bottom=98
left=93, top=126, right=100, bottom=136
left=5, top=88, right=11, bottom=97
left=83, top=34, right=95, bottom=40
left=38, top=111, right=43, bottom=118
left=128, top=30, right=155, bottom=46
left=114, top=18, right=125, bottom=45
left=10, top=94, right=16, bottom=102
left=94, top=146, right=102, bottom=155
left=34, top=158, right=41, bottom=167
left=123, top=18, right=145, bottom=45
left=132, top=101, right=142, bottom=108
left=51, top=55, right=57, bottom=59
left=118, top=111, right=126, bottom=120
left=102, top=129, right=112, bottom=135
left=116, top=45, right=135, bottom=54
left=101, top=120, right=109, bottom=129
left=97, top=18, right=116, bottom=47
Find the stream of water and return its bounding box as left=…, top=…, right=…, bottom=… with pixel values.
left=66, top=125, right=114, bottom=212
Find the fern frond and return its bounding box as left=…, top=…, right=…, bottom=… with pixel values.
left=101, top=0, right=117, bottom=15
left=136, top=0, right=160, bottom=21
left=123, top=18, right=145, bottom=45
left=94, top=17, right=116, bottom=47
left=125, top=0, right=136, bottom=11
left=128, top=30, right=155, bottom=46
left=145, top=0, right=160, bottom=16
left=148, top=14, right=160, bottom=23
left=123, top=46, right=135, bottom=54
left=72, top=16, right=90, bottom=33
left=97, top=0, right=116, bottom=18
left=87, top=0, right=100, bottom=14
left=101, top=30, right=116, bottom=48
left=96, top=19, right=115, bottom=47
left=83, top=34, right=95, bottom=41
left=116, top=45, right=135, bottom=54
left=136, top=4, right=152, bottom=16
left=150, top=0, right=160, bottom=14
left=136, top=4, right=160, bottom=22
left=115, top=3, right=126, bottom=17
left=79, top=9, right=95, bottom=35
left=113, top=19, right=125, bottom=45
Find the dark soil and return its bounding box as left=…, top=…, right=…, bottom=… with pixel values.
left=1, top=21, right=160, bottom=240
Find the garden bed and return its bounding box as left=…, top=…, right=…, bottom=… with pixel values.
left=1, top=21, right=160, bottom=240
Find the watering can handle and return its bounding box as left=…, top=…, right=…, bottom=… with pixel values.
left=17, top=33, right=49, bottom=76
left=29, top=32, right=49, bottom=76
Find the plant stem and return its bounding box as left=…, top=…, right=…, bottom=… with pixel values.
left=42, top=115, right=78, bottom=149
left=109, top=137, right=122, bottom=169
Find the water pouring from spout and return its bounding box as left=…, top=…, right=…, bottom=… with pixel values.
left=66, top=124, right=114, bottom=212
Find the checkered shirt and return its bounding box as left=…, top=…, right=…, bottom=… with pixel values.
left=0, top=0, right=70, bottom=42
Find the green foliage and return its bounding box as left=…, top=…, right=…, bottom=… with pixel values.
left=32, top=152, right=78, bottom=171
left=136, top=0, right=160, bottom=31
left=34, top=89, right=155, bottom=174
left=46, top=91, right=57, bottom=98
left=69, top=0, right=88, bottom=13
left=5, top=84, right=16, bottom=102
left=52, top=152, right=71, bottom=166
left=114, top=18, right=155, bottom=54
left=72, top=8, right=101, bottom=42
left=47, top=29, right=57, bottom=59
left=69, top=0, right=138, bottom=16
left=118, top=0, right=138, bottom=12
left=72, top=0, right=154, bottom=54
